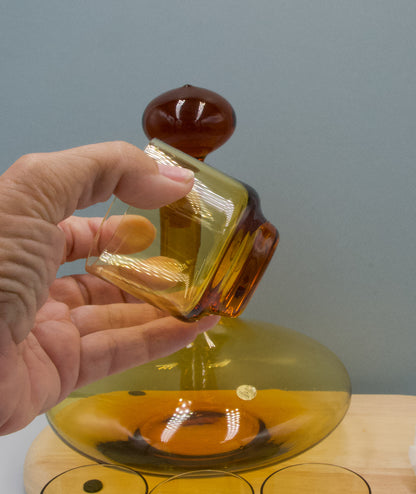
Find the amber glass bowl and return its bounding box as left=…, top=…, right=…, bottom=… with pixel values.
left=47, top=318, right=351, bottom=476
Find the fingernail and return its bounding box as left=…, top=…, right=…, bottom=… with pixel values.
left=196, top=315, right=221, bottom=332
left=157, top=163, right=194, bottom=183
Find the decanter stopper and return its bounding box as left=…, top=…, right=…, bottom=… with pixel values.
left=142, top=84, right=236, bottom=159
left=86, top=86, right=278, bottom=320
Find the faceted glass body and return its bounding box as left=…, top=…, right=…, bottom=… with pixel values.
left=86, top=139, right=278, bottom=320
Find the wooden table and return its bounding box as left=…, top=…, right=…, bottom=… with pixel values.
left=24, top=395, right=416, bottom=493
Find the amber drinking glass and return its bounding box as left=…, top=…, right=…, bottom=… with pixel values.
left=85, top=138, right=278, bottom=321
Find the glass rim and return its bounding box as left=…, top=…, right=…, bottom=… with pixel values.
left=261, top=462, right=371, bottom=493
left=149, top=469, right=254, bottom=494
left=40, top=463, right=148, bottom=494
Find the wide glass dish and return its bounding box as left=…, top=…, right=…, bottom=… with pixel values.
left=47, top=318, right=351, bottom=476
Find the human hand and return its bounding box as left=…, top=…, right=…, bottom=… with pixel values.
left=0, top=141, right=219, bottom=435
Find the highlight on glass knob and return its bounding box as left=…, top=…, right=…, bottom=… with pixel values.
left=40, top=464, right=148, bottom=494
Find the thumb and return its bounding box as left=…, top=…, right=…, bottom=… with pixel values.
left=0, top=141, right=194, bottom=224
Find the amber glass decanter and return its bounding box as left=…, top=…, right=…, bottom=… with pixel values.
left=47, top=85, right=351, bottom=476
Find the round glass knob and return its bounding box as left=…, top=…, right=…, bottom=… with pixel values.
left=142, top=84, right=236, bottom=159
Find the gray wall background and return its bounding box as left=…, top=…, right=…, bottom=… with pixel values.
left=1, top=0, right=415, bottom=394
